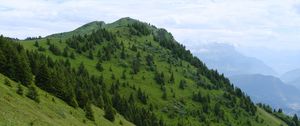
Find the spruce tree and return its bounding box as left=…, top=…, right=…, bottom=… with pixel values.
left=17, top=83, right=23, bottom=95
left=34, top=40, right=39, bottom=47
left=88, top=50, right=94, bottom=59
left=104, top=104, right=115, bottom=122
left=169, top=72, right=175, bottom=84
left=26, top=85, right=40, bottom=103
left=70, top=52, right=75, bottom=59
left=96, top=61, right=104, bottom=72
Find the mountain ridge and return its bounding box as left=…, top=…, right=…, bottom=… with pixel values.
left=0, top=17, right=292, bottom=125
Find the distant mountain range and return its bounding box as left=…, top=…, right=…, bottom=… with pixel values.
left=193, top=43, right=277, bottom=76
left=281, top=69, right=300, bottom=89
left=230, top=74, right=300, bottom=115
left=193, top=43, right=300, bottom=115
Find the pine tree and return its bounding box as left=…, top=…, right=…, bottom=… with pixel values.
left=17, top=83, right=23, bottom=95
left=34, top=40, right=39, bottom=47
left=132, top=57, right=140, bottom=74
left=120, top=47, right=126, bottom=59
left=26, top=85, right=40, bottom=103
left=63, top=47, right=69, bottom=57
left=88, top=50, right=94, bottom=59
left=85, top=104, right=95, bottom=121
left=96, top=61, right=104, bottom=72
left=104, top=104, right=115, bottom=122
left=121, top=70, right=126, bottom=80
left=4, top=78, right=11, bottom=87
left=179, top=80, right=186, bottom=89
left=169, top=72, right=175, bottom=84
left=70, top=52, right=75, bottom=59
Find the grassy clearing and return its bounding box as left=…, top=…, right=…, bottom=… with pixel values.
left=0, top=73, right=134, bottom=126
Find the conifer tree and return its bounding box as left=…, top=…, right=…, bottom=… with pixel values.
left=104, top=104, right=115, bottom=122
left=169, top=72, right=175, bottom=84
left=88, top=50, right=94, bottom=59
left=17, top=83, right=23, bottom=95
left=34, top=40, right=39, bottom=47
left=26, top=85, right=40, bottom=103
left=96, top=61, right=104, bottom=72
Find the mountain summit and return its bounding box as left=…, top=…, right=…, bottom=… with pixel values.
left=0, top=18, right=292, bottom=125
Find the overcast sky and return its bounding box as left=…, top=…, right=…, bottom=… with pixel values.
left=1, top=0, right=300, bottom=72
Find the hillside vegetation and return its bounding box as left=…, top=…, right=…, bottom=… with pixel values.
left=0, top=17, right=290, bottom=126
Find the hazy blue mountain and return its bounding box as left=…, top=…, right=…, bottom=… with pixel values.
left=193, top=43, right=277, bottom=76
left=281, top=68, right=300, bottom=89
left=230, top=74, right=300, bottom=115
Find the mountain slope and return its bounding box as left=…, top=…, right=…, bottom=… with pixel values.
left=281, top=69, right=300, bottom=89
left=193, top=43, right=277, bottom=76
left=0, top=17, right=287, bottom=125
left=0, top=73, right=133, bottom=126
left=230, top=74, right=300, bottom=115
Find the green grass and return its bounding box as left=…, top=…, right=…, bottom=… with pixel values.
left=0, top=73, right=134, bottom=126
left=257, top=107, right=287, bottom=126
left=17, top=18, right=289, bottom=126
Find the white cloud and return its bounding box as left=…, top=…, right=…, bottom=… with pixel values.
left=1, top=0, right=300, bottom=51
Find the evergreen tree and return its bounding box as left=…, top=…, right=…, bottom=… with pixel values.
left=120, top=47, right=126, bottom=59
left=4, top=78, right=11, bottom=87
left=169, top=72, right=175, bottom=84
left=293, top=114, right=299, bottom=126
left=96, top=61, right=104, bottom=72
left=34, top=40, right=39, bottom=47
left=26, top=85, right=40, bottom=103
left=121, top=70, right=126, bottom=80
left=85, top=104, right=95, bottom=121
left=154, top=71, right=165, bottom=85
left=63, top=47, right=69, bottom=57
left=132, top=57, right=140, bottom=74
left=70, top=52, right=76, bottom=59
left=162, top=90, right=167, bottom=100
left=104, top=104, right=115, bottom=122
left=88, top=50, right=94, bottom=59
left=179, top=80, right=186, bottom=89
left=17, top=83, right=23, bottom=95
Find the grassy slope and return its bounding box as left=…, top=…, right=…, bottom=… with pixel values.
left=0, top=73, right=134, bottom=126
left=19, top=18, right=287, bottom=126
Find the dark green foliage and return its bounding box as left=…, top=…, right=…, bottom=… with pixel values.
left=104, top=104, right=115, bottom=122
left=49, top=43, right=61, bottom=55
left=179, top=80, right=186, bottom=89
left=46, top=38, right=51, bottom=45
left=120, top=47, right=126, bottom=59
left=26, top=85, right=40, bottom=103
left=4, top=78, right=11, bottom=87
left=17, top=83, right=23, bottom=95
left=121, top=70, right=126, bottom=80
left=293, top=114, right=299, bottom=126
left=70, top=52, right=75, bottom=59
left=154, top=71, right=164, bottom=85
left=34, top=40, right=39, bottom=47
left=137, top=88, right=148, bottom=104
left=162, top=90, right=167, bottom=100
left=0, top=37, right=33, bottom=86
left=129, top=22, right=151, bottom=36
left=132, top=56, right=140, bottom=74
left=258, top=103, right=299, bottom=126
left=38, top=46, right=46, bottom=51
left=145, top=54, right=155, bottom=71
left=63, top=47, right=69, bottom=57
left=96, top=61, right=104, bottom=72
left=169, top=72, right=175, bottom=84
left=84, top=104, right=95, bottom=121
left=131, top=44, right=137, bottom=52
left=88, top=50, right=93, bottom=59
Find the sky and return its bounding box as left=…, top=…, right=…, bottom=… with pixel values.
left=1, top=0, right=300, bottom=73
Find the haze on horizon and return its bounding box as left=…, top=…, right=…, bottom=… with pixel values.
left=1, top=0, right=300, bottom=74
